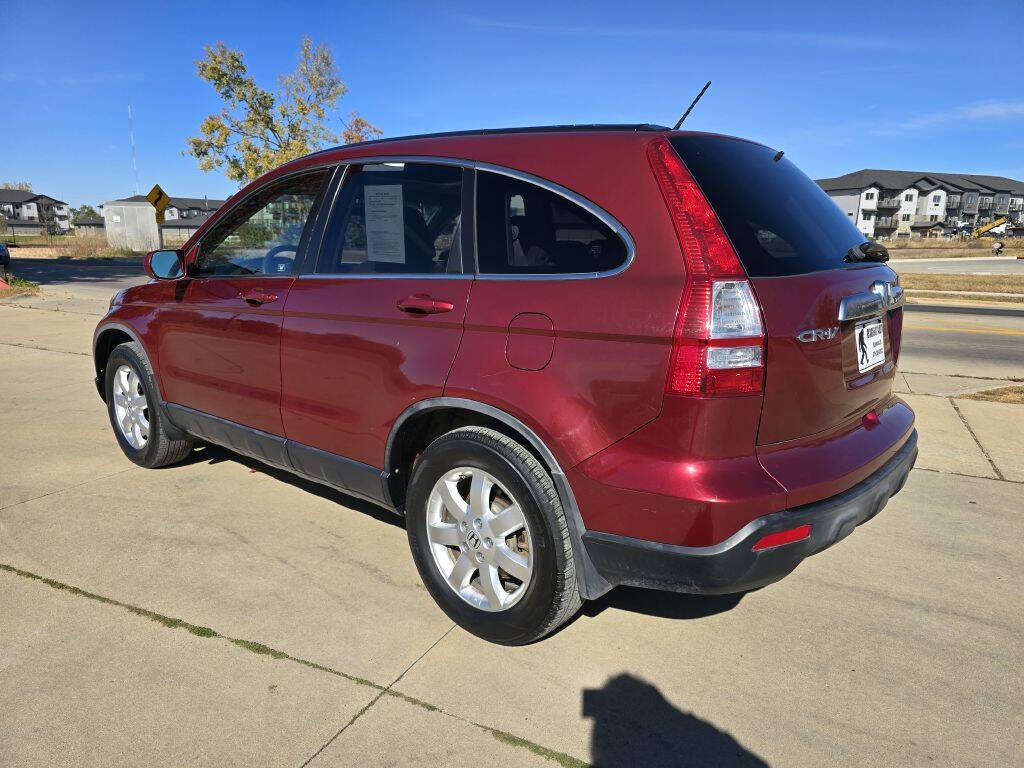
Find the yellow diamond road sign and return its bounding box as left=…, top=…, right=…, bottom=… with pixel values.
left=146, top=184, right=171, bottom=215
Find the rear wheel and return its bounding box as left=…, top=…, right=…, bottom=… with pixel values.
left=406, top=426, right=581, bottom=644
left=105, top=342, right=193, bottom=468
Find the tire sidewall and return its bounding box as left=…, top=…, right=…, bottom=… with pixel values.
left=105, top=345, right=161, bottom=467
left=406, top=432, right=565, bottom=645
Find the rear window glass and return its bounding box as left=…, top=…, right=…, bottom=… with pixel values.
left=670, top=136, right=867, bottom=277
left=476, top=171, right=627, bottom=275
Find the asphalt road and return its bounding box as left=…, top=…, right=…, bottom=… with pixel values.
left=902, top=304, right=1024, bottom=379
left=892, top=255, right=1024, bottom=275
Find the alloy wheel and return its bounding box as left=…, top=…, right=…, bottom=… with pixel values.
left=425, top=467, right=534, bottom=612
left=111, top=364, right=150, bottom=449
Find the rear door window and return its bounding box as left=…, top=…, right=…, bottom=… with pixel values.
left=670, top=136, right=867, bottom=277
left=475, top=171, right=627, bottom=275
left=317, top=162, right=463, bottom=275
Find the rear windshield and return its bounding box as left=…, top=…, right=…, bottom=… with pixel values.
left=670, top=136, right=867, bottom=277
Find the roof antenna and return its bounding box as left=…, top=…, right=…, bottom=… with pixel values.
left=673, top=81, right=711, bottom=130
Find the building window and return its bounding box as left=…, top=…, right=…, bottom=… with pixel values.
left=929, top=214, right=938, bottom=221
left=862, top=211, right=873, bottom=221
left=901, top=214, right=911, bottom=221
left=904, top=193, right=914, bottom=201
left=932, top=195, right=941, bottom=204
left=864, top=192, right=875, bottom=200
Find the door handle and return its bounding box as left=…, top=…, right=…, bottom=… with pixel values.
left=397, top=294, right=455, bottom=315
left=240, top=289, right=279, bottom=306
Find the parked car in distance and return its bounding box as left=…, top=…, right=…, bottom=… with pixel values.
left=93, top=125, right=917, bottom=644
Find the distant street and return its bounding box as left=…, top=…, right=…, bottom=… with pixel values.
left=892, top=256, right=1024, bottom=275
left=902, top=304, right=1024, bottom=379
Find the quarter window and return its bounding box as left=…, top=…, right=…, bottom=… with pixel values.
left=475, top=171, right=627, bottom=275
left=317, top=163, right=463, bottom=275
left=195, top=170, right=329, bottom=277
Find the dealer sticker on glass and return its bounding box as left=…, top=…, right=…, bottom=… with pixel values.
left=855, top=318, right=885, bottom=373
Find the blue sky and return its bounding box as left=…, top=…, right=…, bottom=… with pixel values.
left=2, top=0, right=1022, bottom=208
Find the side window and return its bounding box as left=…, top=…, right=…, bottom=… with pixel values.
left=476, top=171, right=627, bottom=275
left=195, top=169, right=329, bottom=277
left=318, top=163, right=463, bottom=275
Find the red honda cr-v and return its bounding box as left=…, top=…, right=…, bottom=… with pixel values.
left=94, top=125, right=917, bottom=644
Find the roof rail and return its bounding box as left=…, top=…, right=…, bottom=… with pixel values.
left=311, top=123, right=670, bottom=156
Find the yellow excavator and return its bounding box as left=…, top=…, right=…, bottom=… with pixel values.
left=973, top=216, right=1008, bottom=238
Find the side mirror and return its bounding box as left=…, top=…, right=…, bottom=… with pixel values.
left=144, top=249, right=184, bottom=280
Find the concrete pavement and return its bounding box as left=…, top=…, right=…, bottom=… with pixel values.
left=2, top=275, right=1024, bottom=766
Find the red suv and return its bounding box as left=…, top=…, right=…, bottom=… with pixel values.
left=94, top=125, right=917, bottom=644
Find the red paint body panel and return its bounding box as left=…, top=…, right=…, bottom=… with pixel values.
left=757, top=397, right=914, bottom=508
left=751, top=264, right=900, bottom=445
left=569, top=395, right=787, bottom=547
left=154, top=275, right=293, bottom=435
left=280, top=277, right=471, bottom=467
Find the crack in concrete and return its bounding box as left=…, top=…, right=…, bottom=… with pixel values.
left=0, top=562, right=585, bottom=768
left=914, top=466, right=1022, bottom=485
left=0, top=468, right=135, bottom=511
left=296, top=624, right=456, bottom=768
left=0, top=340, right=90, bottom=357
left=949, top=398, right=1005, bottom=481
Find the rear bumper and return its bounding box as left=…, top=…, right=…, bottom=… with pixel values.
left=582, top=429, right=918, bottom=594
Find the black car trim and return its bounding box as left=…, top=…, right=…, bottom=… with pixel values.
left=164, top=403, right=390, bottom=509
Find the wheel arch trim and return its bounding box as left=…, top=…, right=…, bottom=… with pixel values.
left=386, top=397, right=612, bottom=600
left=93, top=321, right=164, bottom=404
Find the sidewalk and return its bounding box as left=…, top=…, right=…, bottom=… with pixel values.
left=895, top=372, right=1024, bottom=482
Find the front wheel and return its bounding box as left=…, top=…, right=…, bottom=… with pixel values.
left=104, top=342, right=193, bottom=468
left=406, top=426, right=581, bottom=645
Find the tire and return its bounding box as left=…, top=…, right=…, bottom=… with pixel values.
left=406, top=426, right=582, bottom=645
left=104, top=341, right=193, bottom=468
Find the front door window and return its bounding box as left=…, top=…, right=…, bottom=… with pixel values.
left=194, top=169, right=330, bottom=277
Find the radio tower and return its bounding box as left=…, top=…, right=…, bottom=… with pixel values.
left=128, top=104, right=140, bottom=195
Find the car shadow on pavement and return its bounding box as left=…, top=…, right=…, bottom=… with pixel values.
left=583, top=674, right=768, bottom=768
left=176, top=443, right=405, bottom=529
left=581, top=586, right=744, bottom=621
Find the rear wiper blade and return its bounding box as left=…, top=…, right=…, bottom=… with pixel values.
left=844, top=242, right=889, bottom=263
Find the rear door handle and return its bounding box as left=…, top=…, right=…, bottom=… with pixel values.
left=240, top=289, right=279, bottom=306
left=397, top=294, right=455, bottom=315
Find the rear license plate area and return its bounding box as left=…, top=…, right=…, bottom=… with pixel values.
left=855, top=317, right=885, bottom=373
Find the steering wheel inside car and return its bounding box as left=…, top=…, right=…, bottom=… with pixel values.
left=263, top=244, right=298, bottom=275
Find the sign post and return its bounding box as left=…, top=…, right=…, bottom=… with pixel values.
left=146, top=184, right=170, bottom=250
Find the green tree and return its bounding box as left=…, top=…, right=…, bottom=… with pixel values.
left=72, top=204, right=99, bottom=223
left=186, top=38, right=380, bottom=184
left=2, top=181, right=33, bottom=191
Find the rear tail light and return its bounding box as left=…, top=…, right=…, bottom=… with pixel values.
left=647, top=137, right=765, bottom=397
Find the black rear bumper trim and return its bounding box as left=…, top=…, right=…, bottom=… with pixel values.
left=582, top=429, right=918, bottom=594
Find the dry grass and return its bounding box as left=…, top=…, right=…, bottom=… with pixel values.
left=0, top=274, right=41, bottom=299
left=899, top=273, right=1024, bottom=293
left=887, top=238, right=1023, bottom=259
left=960, top=385, right=1024, bottom=404
left=7, top=237, right=139, bottom=260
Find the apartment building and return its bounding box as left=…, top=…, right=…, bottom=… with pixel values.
left=816, top=169, right=1024, bottom=238
left=0, top=189, right=72, bottom=232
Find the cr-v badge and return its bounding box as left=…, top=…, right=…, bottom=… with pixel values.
left=797, top=326, right=839, bottom=343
